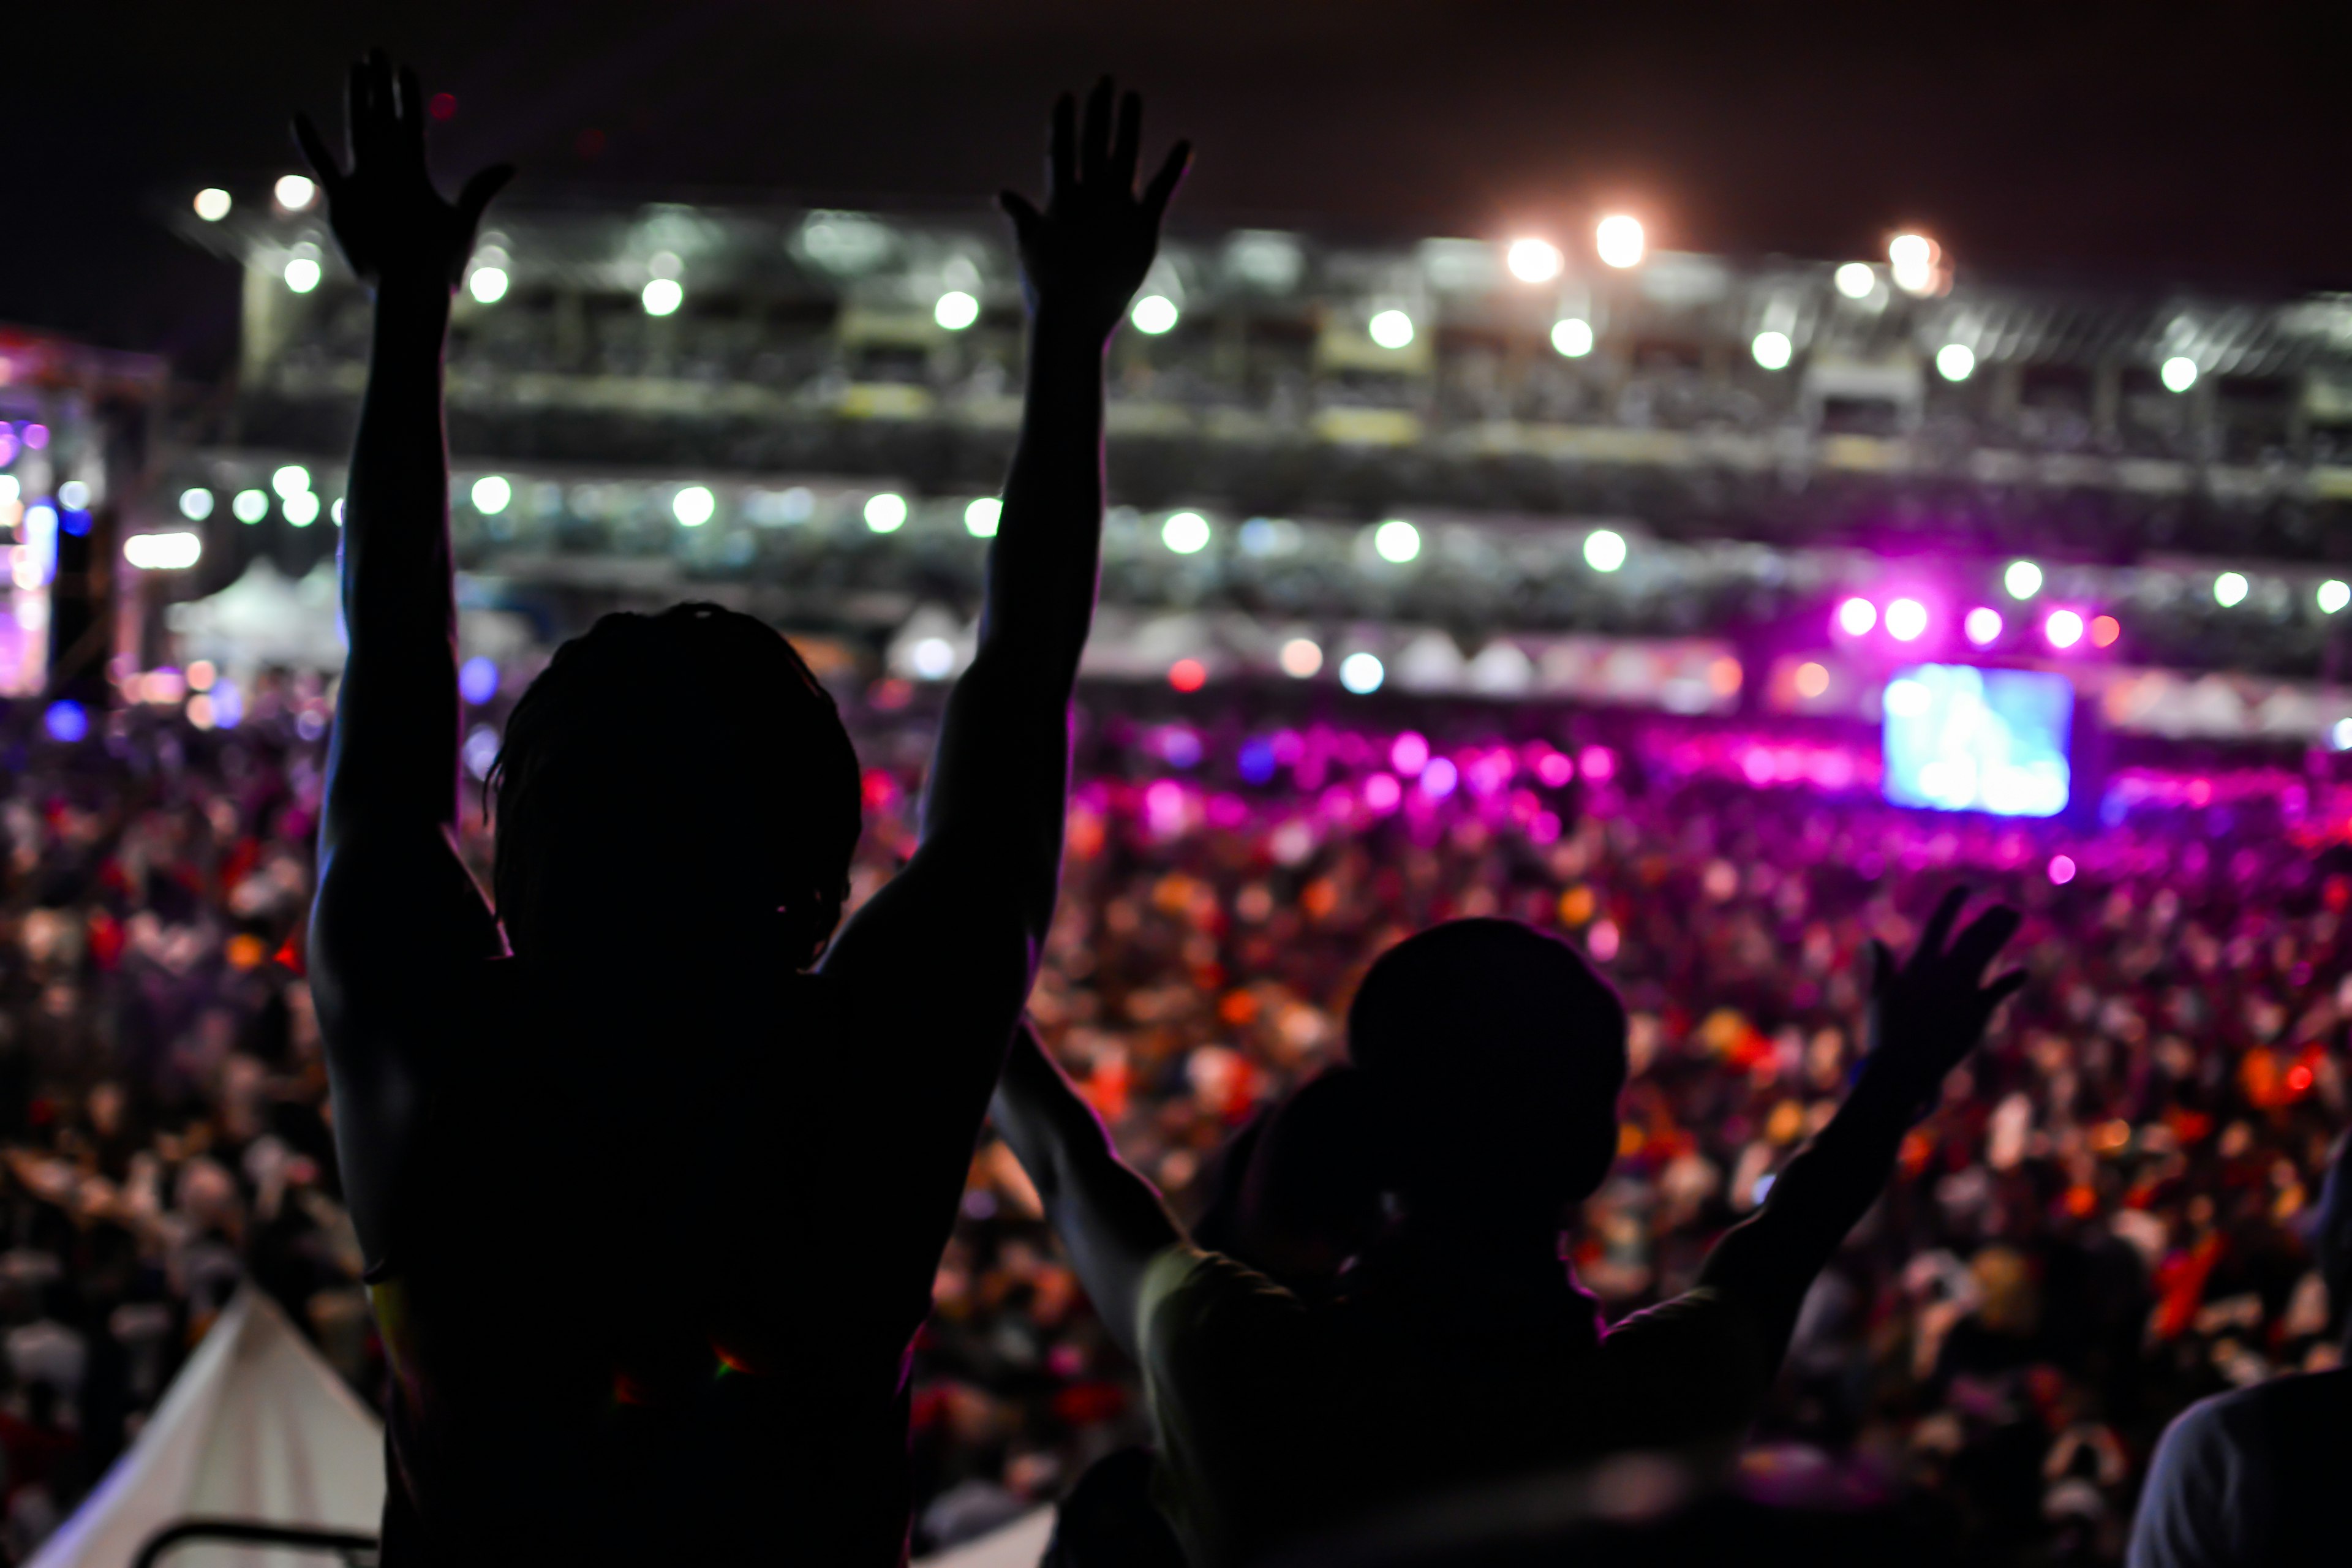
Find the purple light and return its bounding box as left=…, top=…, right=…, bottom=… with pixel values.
left=42, top=700, right=87, bottom=743
left=1578, top=744, right=1616, bottom=783
left=22, top=424, right=48, bottom=451
left=1964, top=606, right=2003, bottom=646
left=1420, top=756, right=1460, bottom=799
left=1362, top=772, right=1403, bottom=813
left=1885, top=598, right=1929, bottom=643
left=1535, top=749, right=1575, bottom=787
left=1390, top=731, right=1429, bottom=775
left=2048, top=853, right=2077, bottom=885
left=458, top=655, right=500, bottom=706
left=2045, top=609, right=2086, bottom=650
left=1836, top=597, right=1877, bottom=637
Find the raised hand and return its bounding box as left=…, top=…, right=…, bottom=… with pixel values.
left=1860, top=888, right=2026, bottom=1118
left=293, top=50, right=511, bottom=297
left=998, top=78, right=1189, bottom=338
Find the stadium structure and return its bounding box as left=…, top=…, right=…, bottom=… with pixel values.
left=45, top=183, right=2352, bottom=801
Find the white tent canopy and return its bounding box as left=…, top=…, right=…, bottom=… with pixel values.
left=29, top=1287, right=383, bottom=1568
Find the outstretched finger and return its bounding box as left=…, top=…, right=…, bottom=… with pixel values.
left=1947, top=905, right=2022, bottom=982
left=292, top=113, right=344, bottom=189
left=1141, top=140, right=1191, bottom=225
left=1112, top=91, right=1142, bottom=188
left=1915, top=886, right=1970, bottom=966
left=368, top=48, right=398, bottom=139
left=345, top=60, right=371, bottom=158
left=1081, top=77, right=1114, bottom=184
left=1048, top=93, right=1075, bottom=202
left=1974, top=968, right=2028, bottom=1023
left=399, top=64, right=428, bottom=151
left=456, top=164, right=515, bottom=233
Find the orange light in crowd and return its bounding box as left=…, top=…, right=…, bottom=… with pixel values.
left=1167, top=658, right=1207, bottom=693
left=2090, top=614, right=2120, bottom=647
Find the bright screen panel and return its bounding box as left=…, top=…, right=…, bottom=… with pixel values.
left=1881, top=663, right=2073, bottom=817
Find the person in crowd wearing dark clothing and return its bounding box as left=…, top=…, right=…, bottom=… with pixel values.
left=2128, top=1129, right=2352, bottom=1568
left=992, top=891, right=2024, bottom=1566
left=299, top=52, right=1185, bottom=1564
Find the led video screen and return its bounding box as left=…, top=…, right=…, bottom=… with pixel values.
left=1881, top=664, right=2073, bottom=817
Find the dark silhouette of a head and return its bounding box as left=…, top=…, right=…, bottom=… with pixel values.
left=1198, top=1067, right=1387, bottom=1289
left=2317, top=1131, right=2352, bottom=1322
left=1348, top=919, right=1627, bottom=1220
left=489, top=604, right=861, bottom=971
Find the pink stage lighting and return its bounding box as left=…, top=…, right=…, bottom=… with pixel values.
left=1964, top=606, right=2003, bottom=646
left=2044, top=609, right=2086, bottom=650
left=1885, top=598, right=1929, bottom=643
left=1835, top=597, right=1877, bottom=637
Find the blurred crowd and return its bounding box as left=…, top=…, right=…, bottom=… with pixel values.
left=0, top=687, right=2342, bottom=1565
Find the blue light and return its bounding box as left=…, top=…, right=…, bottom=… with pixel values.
left=59, top=508, right=91, bottom=537
left=458, top=656, right=500, bottom=706
left=1882, top=663, right=2072, bottom=818
left=211, top=680, right=244, bottom=729
left=1238, top=737, right=1278, bottom=785
left=43, top=701, right=88, bottom=744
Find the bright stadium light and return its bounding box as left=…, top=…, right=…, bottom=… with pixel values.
left=1885, top=598, right=1929, bottom=642
left=1833, top=262, right=1875, bottom=300
left=1163, top=511, right=1212, bottom=554
left=271, top=465, right=311, bottom=499
left=284, top=492, right=321, bottom=527
left=1280, top=637, right=1324, bottom=678
left=2213, top=571, right=2248, bottom=608
left=178, top=488, right=215, bottom=522
left=2005, top=560, right=2043, bottom=600
left=1131, top=295, right=1180, bottom=334
left=1551, top=318, right=1595, bottom=358
left=1506, top=238, right=1564, bottom=283
left=1339, top=652, right=1385, bottom=694
left=1964, top=606, right=2003, bottom=646
left=194, top=188, right=232, bottom=222
left=1936, top=343, right=1976, bottom=382
left=1836, top=597, right=1877, bottom=637
left=1373, top=519, right=1420, bottom=564
left=965, top=497, right=1001, bottom=537
left=1751, top=330, right=1793, bottom=371
left=865, top=492, right=908, bottom=532
left=467, top=266, right=510, bottom=304
left=2161, top=356, right=2199, bottom=394
left=934, top=290, right=980, bottom=330
left=2044, top=609, right=2085, bottom=649
left=1889, top=232, right=1936, bottom=294
left=673, top=485, right=716, bottom=527
left=2320, top=579, right=2351, bottom=615
left=1595, top=215, right=1645, bottom=269
left=123, top=531, right=203, bottom=570
left=642, top=277, right=683, bottom=316
left=284, top=257, right=322, bottom=293
left=1583, top=528, right=1627, bottom=572
left=232, top=489, right=270, bottom=524
left=1369, top=309, right=1415, bottom=350
left=274, top=174, right=317, bottom=210
left=471, top=475, right=511, bottom=514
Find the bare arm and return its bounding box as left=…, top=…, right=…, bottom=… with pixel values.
left=298, top=51, right=511, bottom=1259
left=1698, top=889, right=2024, bottom=1367
left=991, top=1023, right=1183, bottom=1361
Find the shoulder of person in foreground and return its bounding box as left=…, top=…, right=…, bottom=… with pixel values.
left=1692, top=890, right=2025, bottom=1400
left=2127, top=1382, right=2269, bottom=1568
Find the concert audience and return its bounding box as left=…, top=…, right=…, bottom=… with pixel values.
left=0, top=693, right=2342, bottom=1564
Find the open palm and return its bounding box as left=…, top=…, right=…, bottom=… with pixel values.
left=999, top=79, right=1189, bottom=338
left=293, top=50, right=511, bottom=295
left=1861, top=888, right=2027, bottom=1118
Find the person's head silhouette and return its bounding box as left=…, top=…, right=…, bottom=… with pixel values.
left=2315, top=1130, right=2352, bottom=1346
left=488, top=603, right=861, bottom=973
left=1348, top=918, right=1627, bottom=1227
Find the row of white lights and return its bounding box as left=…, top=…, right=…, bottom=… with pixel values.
left=2000, top=556, right=2350, bottom=614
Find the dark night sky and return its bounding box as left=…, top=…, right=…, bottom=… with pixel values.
left=11, top=1, right=2352, bottom=370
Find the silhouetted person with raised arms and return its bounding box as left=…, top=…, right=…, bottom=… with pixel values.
left=298, top=52, right=1185, bottom=1564
left=2128, top=1129, right=2352, bottom=1568
left=992, top=892, right=2024, bottom=1566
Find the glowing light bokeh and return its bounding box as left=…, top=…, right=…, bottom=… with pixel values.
left=1833, top=262, right=1875, bottom=299
left=2320, top=579, right=2351, bottom=615
left=2048, top=854, right=2078, bottom=885
left=1131, top=295, right=1179, bottom=334
left=284, top=257, right=322, bottom=293
left=2004, top=560, right=2043, bottom=600
left=194, top=188, right=232, bottom=222
left=232, top=490, right=270, bottom=524
left=1368, top=310, right=1415, bottom=350
left=1889, top=233, right=1936, bottom=294
left=179, top=489, right=214, bottom=522
left=2213, top=571, right=2248, bottom=608
left=470, top=475, right=511, bottom=514
left=1162, top=511, right=1211, bottom=554
left=1935, top=343, right=1976, bottom=382
left=1506, top=238, right=1563, bottom=282
left=1338, top=652, right=1385, bottom=694
left=459, top=657, right=500, bottom=704
left=933, top=290, right=980, bottom=330
left=864, top=492, right=908, bottom=532
left=1373, top=519, right=1420, bottom=564
left=1964, top=606, right=2003, bottom=646
left=2160, top=356, right=2199, bottom=394
left=468, top=266, right=510, bottom=304
left=122, top=532, right=203, bottom=570
left=1836, top=597, right=1877, bottom=637
left=1551, top=318, right=1594, bottom=357
left=1168, top=658, right=1207, bottom=693
left=1583, top=529, right=1627, bottom=573
left=274, top=174, right=317, bottom=209
left=1280, top=638, right=1323, bottom=678
left=1885, top=598, right=1929, bottom=643
left=1595, top=215, right=1645, bottom=269
left=43, top=701, right=88, bottom=744
left=641, top=278, right=683, bottom=316
left=965, top=497, right=1001, bottom=537
left=2089, top=614, right=2120, bottom=648
left=1751, top=331, right=1793, bottom=371
left=2044, top=609, right=2086, bottom=649
left=673, top=485, right=717, bottom=527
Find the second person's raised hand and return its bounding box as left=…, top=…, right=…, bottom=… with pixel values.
left=998, top=78, right=1189, bottom=340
